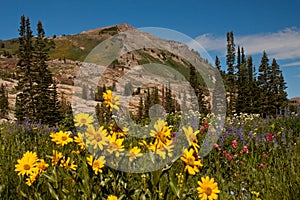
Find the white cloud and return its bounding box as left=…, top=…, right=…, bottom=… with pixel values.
left=192, top=27, right=300, bottom=60
left=282, top=61, right=300, bottom=67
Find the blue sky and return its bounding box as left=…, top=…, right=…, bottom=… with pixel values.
left=1, top=0, right=299, bottom=98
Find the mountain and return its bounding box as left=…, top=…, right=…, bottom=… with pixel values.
left=0, top=24, right=217, bottom=121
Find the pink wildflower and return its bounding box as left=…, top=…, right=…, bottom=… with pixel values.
left=231, top=140, right=238, bottom=149
left=240, top=146, right=249, bottom=154
left=213, top=144, right=221, bottom=151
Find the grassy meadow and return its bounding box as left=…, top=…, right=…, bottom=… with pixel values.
left=0, top=101, right=299, bottom=199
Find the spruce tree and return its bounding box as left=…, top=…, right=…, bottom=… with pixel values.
left=226, top=31, right=236, bottom=115
left=0, top=84, right=9, bottom=118
left=236, top=46, right=248, bottom=114
left=258, top=51, right=272, bottom=116
left=137, top=97, right=144, bottom=121
left=165, top=84, right=175, bottom=113
left=144, top=88, right=151, bottom=118
left=15, top=16, right=37, bottom=122
left=15, top=17, right=60, bottom=126
left=215, top=56, right=221, bottom=71
left=245, top=56, right=256, bottom=113
left=270, top=59, right=288, bottom=114
left=34, top=20, right=59, bottom=125
left=277, top=73, right=288, bottom=111
left=189, top=64, right=208, bottom=114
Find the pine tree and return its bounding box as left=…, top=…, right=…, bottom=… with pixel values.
left=48, top=82, right=62, bottom=125
left=15, top=17, right=59, bottom=125
left=34, top=20, right=59, bottom=125
left=15, top=16, right=36, bottom=122
left=245, top=56, right=255, bottom=113
left=226, top=31, right=236, bottom=115
left=0, top=84, right=9, bottom=118
left=165, top=84, right=175, bottom=113
left=215, top=55, right=226, bottom=79
left=277, top=73, right=288, bottom=111
left=189, top=64, right=208, bottom=114
left=59, top=95, right=74, bottom=130
left=137, top=97, right=144, bottom=121
left=144, top=88, right=151, bottom=118
left=241, top=47, right=246, bottom=64
left=215, top=56, right=221, bottom=71
left=258, top=51, right=272, bottom=116
left=270, top=59, right=288, bottom=114
left=236, top=46, right=248, bottom=114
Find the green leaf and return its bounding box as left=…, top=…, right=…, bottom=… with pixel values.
left=170, top=180, right=180, bottom=198
left=47, top=183, right=59, bottom=200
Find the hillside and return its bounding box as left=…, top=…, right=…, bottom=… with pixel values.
left=0, top=24, right=216, bottom=121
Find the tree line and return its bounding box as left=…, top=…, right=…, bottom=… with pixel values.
left=3, top=16, right=288, bottom=126
left=14, top=15, right=73, bottom=127
left=217, top=31, right=288, bottom=116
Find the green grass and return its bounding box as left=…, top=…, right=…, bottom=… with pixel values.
left=0, top=112, right=299, bottom=199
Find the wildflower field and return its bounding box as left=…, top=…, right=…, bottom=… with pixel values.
left=0, top=92, right=299, bottom=199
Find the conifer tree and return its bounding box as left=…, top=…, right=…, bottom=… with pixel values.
left=48, top=82, right=62, bottom=125
left=258, top=51, right=272, bottom=116
left=215, top=56, right=221, bottom=71
left=15, top=17, right=60, bottom=125
left=277, top=73, right=288, bottom=111
left=226, top=31, right=236, bottom=115
left=144, top=88, right=151, bottom=118
left=270, top=59, right=288, bottom=114
left=0, top=84, right=9, bottom=118
left=189, top=64, right=208, bottom=114
left=59, top=95, right=74, bottom=130
left=137, top=97, right=144, bottom=121
left=236, top=46, right=248, bottom=114
left=165, top=84, right=175, bottom=113
left=34, top=20, right=59, bottom=125
left=15, top=16, right=37, bottom=122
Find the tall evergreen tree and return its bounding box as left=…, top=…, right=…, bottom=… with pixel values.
left=15, top=16, right=60, bottom=125
left=226, top=31, right=236, bottom=115
left=257, top=51, right=272, bottom=116
left=15, top=16, right=37, bottom=122
left=277, top=73, right=288, bottom=111
left=215, top=56, right=221, bottom=71
left=270, top=59, right=288, bottom=114
left=189, top=64, right=208, bottom=114
left=241, top=47, right=246, bottom=64
left=34, top=20, right=59, bottom=125
left=235, top=46, right=249, bottom=114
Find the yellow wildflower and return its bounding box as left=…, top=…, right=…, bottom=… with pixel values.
left=197, top=176, right=220, bottom=200
left=180, top=148, right=203, bottom=175
left=86, top=155, right=106, bottom=175
left=50, top=131, right=73, bottom=147
left=74, top=113, right=94, bottom=127
left=103, top=90, right=120, bottom=111
left=15, top=151, right=38, bottom=176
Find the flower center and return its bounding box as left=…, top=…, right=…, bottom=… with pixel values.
left=81, top=118, right=87, bottom=124
left=61, top=136, right=68, bottom=141
left=205, top=187, right=212, bottom=195
left=23, top=164, right=31, bottom=170
left=187, top=157, right=195, bottom=165
left=95, top=135, right=103, bottom=142
left=93, top=162, right=100, bottom=168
